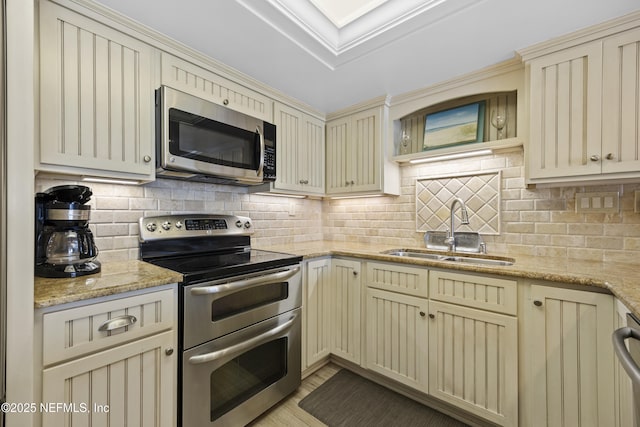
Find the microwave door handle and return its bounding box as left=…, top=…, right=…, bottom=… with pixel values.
left=256, top=126, right=264, bottom=177
left=187, top=314, right=297, bottom=365
left=189, top=266, right=300, bottom=299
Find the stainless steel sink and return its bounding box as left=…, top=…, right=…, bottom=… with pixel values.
left=383, top=250, right=514, bottom=266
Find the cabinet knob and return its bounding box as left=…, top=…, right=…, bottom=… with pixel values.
left=165, top=348, right=174, bottom=356
left=590, top=154, right=600, bottom=162
left=533, top=300, right=543, bottom=307
left=605, top=153, right=614, bottom=160
left=429, top=313, right=435, bottom=319
left=419, top=311, right=426, bottom=317
left=143, top=155, right=152, bottom=163
left=223, top=99, right=229, bottom=106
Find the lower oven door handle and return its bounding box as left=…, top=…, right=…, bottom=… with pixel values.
left=188, top=314, right=297, bottom=365
left=612, top=326, right=640, bottom=385
left=189, top=266, right=300, bottom=298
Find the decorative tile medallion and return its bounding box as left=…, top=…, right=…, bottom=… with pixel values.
left=416, top=171, right=501, bottom=235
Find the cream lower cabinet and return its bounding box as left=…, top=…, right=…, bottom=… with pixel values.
left=428, top=301, right=518, bottom=426
left=330, top=258, right=361, bottom=364
left=428, top=270, right=518, bottom=427
left=364, top=261, right=430, bottom=391
left=38, top=286, right=177, bottom=427
left=525, top=284, right=615, bottom=427
left=365, top=287, right=429, bottom=392
left=302, top=258, right=332, bottom=369
left=39, top=0, right=156, bottom=182
left=42, top=331, right=174, bottom=427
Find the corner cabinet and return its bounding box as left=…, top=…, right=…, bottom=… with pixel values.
left=524, top=284, right=615, bottom=427
left=36, top=285, right=177, bottom=427
left=38, top=1, right=156, bottom=182
left=326, top=99, right=399, bottom=196
left=271, top=103, right=325, bottom=195
left=522, top=16, right=640, bottom=184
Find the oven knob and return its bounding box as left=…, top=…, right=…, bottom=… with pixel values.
left=175, top=221, right=183, bottom=229
left=235, top=220, right=243, bottom=228
left=162, top=221, right=172, bottom=231
left=146, top=222, right=157, bottom=232
left=244, top=221, right=252, bottom=229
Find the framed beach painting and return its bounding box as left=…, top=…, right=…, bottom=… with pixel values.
left=423, top=101, right=485, bottom=150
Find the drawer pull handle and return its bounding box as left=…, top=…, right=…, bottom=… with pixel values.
left=98, top=315, right=137, bottom=332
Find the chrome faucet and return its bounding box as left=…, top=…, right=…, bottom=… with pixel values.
left=444, top=197, right=470, bottom=252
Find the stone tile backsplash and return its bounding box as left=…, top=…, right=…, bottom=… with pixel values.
left=37, top=147, right=640, bottom=264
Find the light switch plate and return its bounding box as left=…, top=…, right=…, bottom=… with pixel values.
left=575, top=192, right=620, bottom=213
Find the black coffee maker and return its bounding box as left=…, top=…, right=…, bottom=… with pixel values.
left=35, top=185, right=101, bottom=278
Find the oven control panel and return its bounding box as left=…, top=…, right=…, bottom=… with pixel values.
left=139, top=214, right=253, bottom=241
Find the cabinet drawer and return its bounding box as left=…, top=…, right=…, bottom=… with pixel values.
left=366, top=262, right=428, bottom=297
left=43, top=288, right=175, bottom=366
left=429, top=270, right=517, bottom=315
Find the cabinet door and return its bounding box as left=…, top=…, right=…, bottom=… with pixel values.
left=273, top=103, right=325, bottom=194
left=528, top=43, right=603, bottom=179
left=330, top=259, right=361, bottom=364
left=161, top=53, right=272, bottom=121
left=39, top=1, right=155, bottom=179
left=527, top=285, right=615, bottom=427
left=365, top=288, right=428, bottom=392
left=303, top=258, right=331, bottom=368
left=42, top=331, right=175, bottom=427
left=602, top=27, right=640, bottom=174
left=326, top=116, right=351, bottom=194
left=428, top=301, right=518, bottom=426
left=326, top=108, right=382, bottom=195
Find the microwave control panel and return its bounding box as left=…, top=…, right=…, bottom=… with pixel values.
left=263, top=124, right=276, bottom=181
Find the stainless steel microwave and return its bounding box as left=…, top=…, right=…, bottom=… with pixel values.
left=155, top=85, right=276, bottom=185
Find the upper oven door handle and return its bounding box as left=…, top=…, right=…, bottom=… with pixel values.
left=189, top=266, right=300, bottom=299
left=612, top=326, right=640, bottom=385
left=188, top=313, right=297, bottom=365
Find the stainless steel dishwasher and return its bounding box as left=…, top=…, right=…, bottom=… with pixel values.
left=613, top=313, right=640, bottom=426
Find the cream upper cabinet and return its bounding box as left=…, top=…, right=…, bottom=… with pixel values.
left=524, top=284, right=615, bottom=427
left=326, top=106, right=381, bottom=195
left=39, top=1, right=156, bottom=182
left=602, top=27, right=640, bottom=174
left=160, top=53, right=272, bottom=122
left=524, top=17, right=640, bottom=184
left=329, top=258, right=361, bottom=364
left=326, top=100, right=399, bottom=196
left=272, top=103, right=325, bottom=195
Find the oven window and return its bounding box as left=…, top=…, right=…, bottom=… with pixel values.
left=211, top=282, right=288, bottom=321
left=210, top=337, right=288, bottom=421
left=168, top=108, right=259, bottom=170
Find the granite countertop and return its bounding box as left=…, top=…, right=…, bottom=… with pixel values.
left=34, top=260, right=183, bottom=308
left=34, top=241, right=640, bottom=318
left=256, top=240, right=640, bottom=318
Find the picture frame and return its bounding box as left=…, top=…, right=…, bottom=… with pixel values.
left=423, top=101, right=485, bottom=150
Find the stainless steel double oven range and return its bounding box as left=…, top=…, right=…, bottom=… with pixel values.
left=139, top=214, right=302, bottom=427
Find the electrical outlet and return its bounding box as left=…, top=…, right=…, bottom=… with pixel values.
left=575, top=192, right=620, bottom=213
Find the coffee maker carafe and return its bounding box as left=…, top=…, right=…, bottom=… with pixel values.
left=35, top=185, right=101, bottom=278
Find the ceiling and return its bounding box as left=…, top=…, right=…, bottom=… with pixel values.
left=95, top=0, right=639, bottom=113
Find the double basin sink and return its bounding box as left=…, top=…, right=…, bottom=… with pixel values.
left=383, top=249, right=514, bottom=266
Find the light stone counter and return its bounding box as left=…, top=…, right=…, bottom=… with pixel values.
left=257, top=240, right=640, bottom=318
left=34, top=260, right=183, bottom=308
